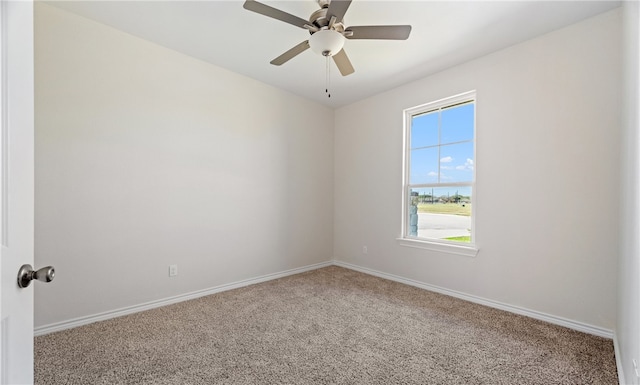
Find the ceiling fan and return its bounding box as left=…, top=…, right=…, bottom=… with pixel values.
left=243, top=0, right=412, bottom=76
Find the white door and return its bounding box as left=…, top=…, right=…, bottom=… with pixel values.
left=0, top=0, right=35, bottom=384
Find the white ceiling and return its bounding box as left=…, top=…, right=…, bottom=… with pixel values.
left=46, top=0, right=620, bottom=108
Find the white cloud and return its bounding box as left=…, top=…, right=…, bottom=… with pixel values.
left=441, top=165, right=452, bottom=170
left=427, top=171, right=438, bottom=177
left=465, top=158, right=474, bottom=170
left=440, top=156, right=453, bottom=163
left=456, top=158, right=474, bottom=171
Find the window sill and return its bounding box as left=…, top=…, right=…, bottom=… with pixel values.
left=396, top=238, right=479, bottom=257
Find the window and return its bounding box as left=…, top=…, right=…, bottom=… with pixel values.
left=401, top=91, right=476, bottom=251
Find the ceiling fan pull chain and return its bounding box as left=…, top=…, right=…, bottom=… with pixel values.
left=325, top=55, right=331, bottom=98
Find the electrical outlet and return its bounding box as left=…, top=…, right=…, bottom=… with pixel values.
left=169, top=264, right=178, bottom=277
left=362, top=246, right=368, bottom=254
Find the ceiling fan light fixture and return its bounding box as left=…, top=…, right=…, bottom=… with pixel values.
left=309, top=29, right=345, bottom=57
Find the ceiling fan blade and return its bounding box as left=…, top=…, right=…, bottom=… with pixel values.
left=332, top=48, right=355, bottom=76
left=243, top=0, right=309, bottom=29
left=345, top=25, right=412, bottom=40
left=270, top=41, right=310, bottom=66
left=327, top=0, right=352, bottom=23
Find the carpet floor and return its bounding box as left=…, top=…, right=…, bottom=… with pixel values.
left=35, top=266, right=618, bottom=384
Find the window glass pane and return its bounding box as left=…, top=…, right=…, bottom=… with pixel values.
left=439, top=141, right=474, bottom=183
left=408, top=187, right=472, bottom=243
left=441, top=103, right=474, bottom=144
left=411, top=111, right=438, bottom=149
left=410, top=147, right=438, bottom=184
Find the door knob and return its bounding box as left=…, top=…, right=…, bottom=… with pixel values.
left=17, top=264, right=55, bottom=288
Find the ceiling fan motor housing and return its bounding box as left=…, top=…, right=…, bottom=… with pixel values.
left=309, top=5, right=345, bottom=29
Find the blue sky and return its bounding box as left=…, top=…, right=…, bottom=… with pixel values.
left=410, top=103, right=474, bottom=189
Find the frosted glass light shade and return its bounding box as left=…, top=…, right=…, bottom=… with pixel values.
left=309, top=30, right=345, bottom=56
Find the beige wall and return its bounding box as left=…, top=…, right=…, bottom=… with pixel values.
left=34, top=3, right=334, bottom=328
left=334, top=9, right=621, bottom=331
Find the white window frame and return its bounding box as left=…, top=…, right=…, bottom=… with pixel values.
left=398, top=91, right=478, bottom=257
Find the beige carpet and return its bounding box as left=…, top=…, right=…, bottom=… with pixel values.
left=35, top=266, right=617, bottom=384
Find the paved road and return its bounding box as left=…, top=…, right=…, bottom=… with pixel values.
left=417, top=213, right=471, bottom=239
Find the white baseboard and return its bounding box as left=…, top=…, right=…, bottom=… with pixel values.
left=613, top=332, right=628, bottom=385
left=333, top=260, right=614, bottom=339
left=36, top=259, right=614, bottom=341
left=34, top=261, right=333, bottom=336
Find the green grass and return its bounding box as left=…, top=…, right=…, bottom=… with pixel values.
left=417, top=203, right=471, bottom=216
left=444, top=235, right=471, bottom=243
